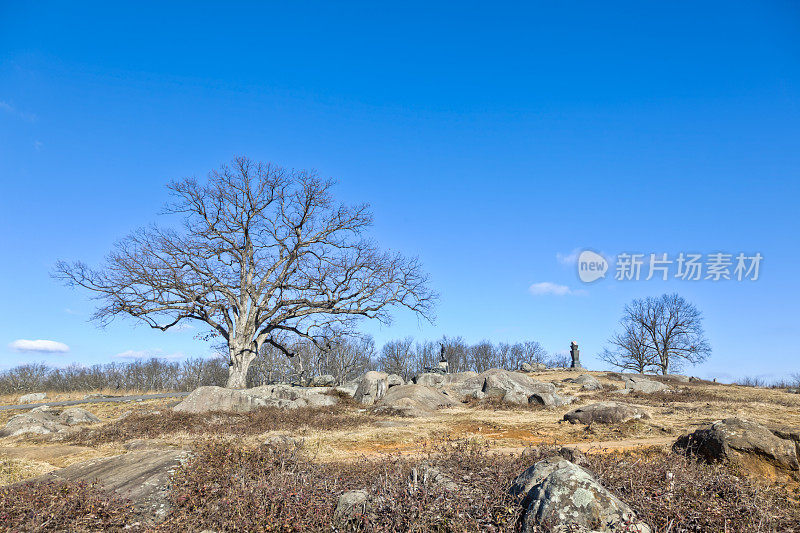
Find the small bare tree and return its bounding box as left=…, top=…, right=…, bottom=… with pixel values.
left=379, top=337, right=415, bottom=381
left=55, top=158, right=434, bottom=388
left=603, top=293, right=710, bottom=375
left=599, top=321, right=658, bottom=373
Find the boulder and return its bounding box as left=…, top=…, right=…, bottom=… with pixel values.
left=413, top=372, right=445, bottom=387
left=59, top=407, right=101, bottom=425
left=482, top=369, right=556, bottom=400
left=529, top=392, right=575, bottom=407
left=520, top=362, right=546, bottom=373
left=563, top=402, right=650, bottom=425
left=374, top=384, right=457, bottom=417
left=83, top=393, right=107, bottom=400
left=411, top=463, right=460, bottom=492
left=334, top=381, right=359, bottom=398
left=510, top=457, right=651, bottom=532
left=674, top=417, right=800, bottom=480
left=387, top=374, right=405, bottom=387
left=173, top=385, right=337, bottom=413
left=623, top=375, right=670, bottom=393
left=310, top=374, right=336, bottom=387
left=27, top=449, right=189, bottom=522
left=174, top=386, right=284, bottom=413
left=1, top=410, right=67, bottom=437
left=660, top=374, right=690, bottom=383
left=248, top=384, right=337, bottom=408
left=18, top=392, right=47, bottom=404
left=334, top=489, right=370, bottom=520
left=575, top=374, right=603, bottom=391
left=440, top=371, right=483, bottom=401
left=353, top=371, right=390, bottom=405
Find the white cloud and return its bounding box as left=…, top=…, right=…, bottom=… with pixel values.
left=114, top=349, right=186, bottom=361
left=528, top=282, right=586, bottom=296
left=0, top=100, right=36, bottom=122
left=9, top=339, right=70, bottom=353
left=556, top=249, right=581, bottom=266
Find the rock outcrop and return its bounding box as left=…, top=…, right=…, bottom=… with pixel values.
left=563, top=402, right=650, bottom=425
left=173, top=384, right=337, bottom=414
left=310, top=374, right=336, bottom=387
left=374, top=384, right=457, bottom=417
left=18, top=392, right=47, bottom=404
left=520, top=362, right=546, bottom=372
left=1, top=411, right=67, bottom=437
left=353, top=371, right=389, bottom=405
left=59, top=407, right=101, bottom=425
left=26, top=449, right=189, bottom=522
left=623, top=375, right=670, bottom=393
left=334, top=489, right=370, bottom=520
left=1, top=406, right=102, bottom=437
left=673, top=417, right=800, bottom=481
left=510, top=457, right=651, bottom=532
left=409, top=368, right=572, bottom=407
left=575, top=374, right=603, bottom=391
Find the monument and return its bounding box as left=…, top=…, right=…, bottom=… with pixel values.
left=570, top=341, right=582, bottom=369
left=437, top=343, right=449, bottom=373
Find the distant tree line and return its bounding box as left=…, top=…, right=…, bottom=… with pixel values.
left=0, top=337, right=570, bottom=394
left=0, top=358, right=228, bottom=395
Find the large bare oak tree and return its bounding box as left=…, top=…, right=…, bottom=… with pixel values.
left=55, top=158, right=435, bottom=388
left=601, top=293, right=710, bottom=375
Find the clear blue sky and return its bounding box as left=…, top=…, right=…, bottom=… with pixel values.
left=1, top=2, right=799, bottom=382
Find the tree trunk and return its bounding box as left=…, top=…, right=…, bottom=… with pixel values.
left=226, top=341, right=257, bottom=389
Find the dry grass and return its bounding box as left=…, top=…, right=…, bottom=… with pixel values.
left=0, top=455, right=54, bottom=486
left=63, top=405, right=377, bottom=446
left=2, top=441, right=799, bottom=532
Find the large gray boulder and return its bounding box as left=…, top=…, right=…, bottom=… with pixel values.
left=529, top=391, right=576, bottom=407
left=334, top=381, right=360, bottom=398
left=173, top=385, right=336, bottom=413
left=575, top=374, right=603, bottom=391
left=520, top=362, right=546, bottom=372
left=482, top=368, right=555, bottom=399
left=440, top=371, right=484, bottom=401
left=353, top=371, right=389, bottom=405
left=510, top=457, right=651, bottom=532
left=623, top=375, right=670, bottom=393
left=59, top=407, right=101, bottom=425
left=310, top=374, right=336, bottom=387
left=334, top=489, right=370, bottom=520
left=374, top=384, right=458, bottom=417
left=387, top=374, right=405, bottom=387
left=248, top=384, right=337, bottom=408
left=1, top=410, right=67, bottom=437
left=18, top=392, right=47, bottom=404
left=674, top=417, right=800, bottom=480
left=174, top=386, right=285, bottom=413
left=27, top=449, right=189, bottom=522
left=413, top=372, right=445, bottom=387
left=563, top=402, right=650, bottom=425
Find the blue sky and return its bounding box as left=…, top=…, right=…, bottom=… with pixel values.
left=1, top=2, right=799, bottom=381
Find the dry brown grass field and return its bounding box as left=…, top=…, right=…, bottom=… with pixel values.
left=2, top=370, right=799, bottom=531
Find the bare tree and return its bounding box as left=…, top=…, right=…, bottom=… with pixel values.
left=55, top=158, right=434, bottom=388
left=440, top=336, right=468, bottom=372
left=606, top=293, right=711, bottom=375
left=379, top=337, right=415, bottom=381
left=599, top=320, right=658, bottom=373
left=323, top=334, right=375, bottom=384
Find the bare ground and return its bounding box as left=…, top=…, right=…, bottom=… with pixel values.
left=1, top=370, right=799, bottom=484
